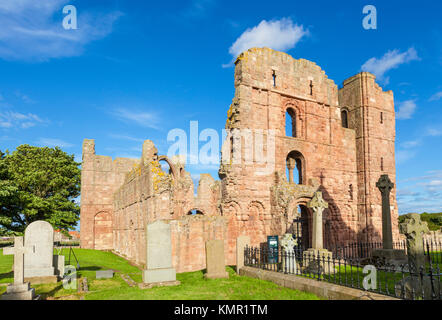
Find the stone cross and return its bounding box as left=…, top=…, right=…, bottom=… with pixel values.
left=400, top=213, right=429, bottom=273
left=307, top=191, right=328, bottom=249
left=376, top=175, right=394, bottom=249
left=280, top=233, right=297, bottom=254
left=3, top=237, right=34, bottom=285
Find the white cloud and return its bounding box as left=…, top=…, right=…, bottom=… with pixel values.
left=429, top=91, right=442, bottom=101
left=38, top=138, right=73, bottom=148
left=396, top=100, right=417, bottom=120
left=109, top=134, right=145, bottom=143
left=111, top=108, right=159, bottom=129
left=400, top=139, right=421, bottom=149
left=427, top=128, right=442, bottom=136
left=183, top=0, right=214, bottom=18
left=396, top=149, right=416, bottom=164
left=361, top=47, right=419, bottom=84
left=0, top=110, right=45, bottom=129
left=0, top=0, right=122, bottom=61
left=224, top=18, right=308, bottom=66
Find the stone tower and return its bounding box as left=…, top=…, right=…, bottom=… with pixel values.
left=339, top=72, right=399, bottom=242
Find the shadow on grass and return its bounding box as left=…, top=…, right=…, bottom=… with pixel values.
left=0, top=271, right=12, bottom=282
left=39, top=284, right=65, bottom=300
left=78, top=266, right=101, bottom=271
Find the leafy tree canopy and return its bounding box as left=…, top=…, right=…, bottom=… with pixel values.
left=0, top=145, right=81, bottom=235
left=399, top=212, right=442, bottom=232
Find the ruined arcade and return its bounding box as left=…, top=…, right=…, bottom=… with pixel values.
left=80, top=48, right=400, bottom=273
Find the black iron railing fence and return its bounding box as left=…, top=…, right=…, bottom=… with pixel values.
left=329, top=240, right=442, bottom=264
left=244, top=243, right=442, bottom=300
left=330, top=241, right=407, bottom=260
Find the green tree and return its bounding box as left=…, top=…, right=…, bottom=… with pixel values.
left=0, top=145, right=80, bottom=234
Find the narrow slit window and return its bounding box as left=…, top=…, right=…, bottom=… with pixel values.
left=272, top=70, right=276, bottom=87
left=381, top=157, right=384, bottom=171
left=309, top=80, right=313, bottom=95
left=341, top=110, right=349, bottom=128
left=380, top=112, right=384, bottom=124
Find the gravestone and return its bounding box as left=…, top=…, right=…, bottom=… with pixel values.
left=1, top=237, right=36, bottom=300
left=53, top=255, right=65, bottom=278
left=280, top=233, right=298, bottom=274
left=394, top=213, right=437, bottom=299
left=96, top=270, right=114, bottom=279
left=141, top=220, right=179, bottom=288
left=372, top=175, right=406, bottom=265
left=24, top=221, right=55, bottom=280
left=236, top=236, right=250, bottom=274
left=204, top=240, right=229, bottom=279
left=303, top=192, right=333, bottom=274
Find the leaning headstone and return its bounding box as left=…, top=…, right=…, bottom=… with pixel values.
left=140, top=220, right=180, bottom=288
left=1, top=237, right=36, bottom=300
left=236, top=236, right=250, bottom=274
left=372, top=175, right=406, bottom=265
left=394, top=213, right=437, bottom=299
left=205, top=240, right=229, bottom=279
left=96, top=270, right=114, bottom=279
left=24, top=221, right=56, bottom=282
left=280, top=233, right=298, bottom=274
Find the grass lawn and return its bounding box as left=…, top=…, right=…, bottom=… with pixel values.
left=0, top=248, right=320, bottom=300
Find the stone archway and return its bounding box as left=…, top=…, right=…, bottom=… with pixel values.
left=94, top=211, right=113, bottom=250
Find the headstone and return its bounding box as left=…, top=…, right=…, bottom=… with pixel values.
left=400, top=213, right=429, bottom=273
left=307, top=191, right=328, bottom=250
left=236, top=236, right=250, bottom=274
left=372, top=175, right=406, bottom=265
left=142, top=220, right=179, bottom=287
left=204, top=240, right=229, bottom=279
left=376, top=175, right=394, bottom=249
left=1, top=237, right=36, bottom=300
left=96, top=270, right=114, bottom=279
left=303, top=191, right=334, bottom=274
left=53, top=255, right=65, bottom=278
left=24, top=221, right=55, bottom=278
left=280, top=233, right=298, bottom=274
left=394, top=213, right=437, bottom=299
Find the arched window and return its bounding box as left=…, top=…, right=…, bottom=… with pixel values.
left=286, top=151, right=305, bottom=184
left=285, top=108, right=297, bottom=137
left=341, top=110, right=349, bottom=128
left=187, top=209, right=204, bottom=216
left=159, top=159, right=171, bottom=174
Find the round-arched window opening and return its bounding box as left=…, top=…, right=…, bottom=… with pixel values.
left=285, top=108, right=297, bottom=137
left=159, top=159, right=172, bottom=175
left=187, top=209, right=204, bottom=216
left=286, top=151, right=305, bottom=185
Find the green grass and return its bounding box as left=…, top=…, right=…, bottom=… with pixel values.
left=0, top=248, right=320, bottom=300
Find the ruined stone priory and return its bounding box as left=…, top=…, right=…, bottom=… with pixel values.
left=80, top=47, right=400, bottom=273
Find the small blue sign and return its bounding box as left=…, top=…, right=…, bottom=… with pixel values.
left=267, top=235, right=279, bottom=264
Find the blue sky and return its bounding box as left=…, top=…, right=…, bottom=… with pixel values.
left=0, top=0, right=441, bottom=214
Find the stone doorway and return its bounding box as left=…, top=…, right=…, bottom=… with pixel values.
left=293, top=205, right=312, bottom=250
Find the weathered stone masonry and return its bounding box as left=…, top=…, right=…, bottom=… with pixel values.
left=80, top=48, right=400, bottom=273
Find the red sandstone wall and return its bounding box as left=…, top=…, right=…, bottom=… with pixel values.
left=339, top=73, right=399, bottom=242
left=80, top=139, right=139, bottom=249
